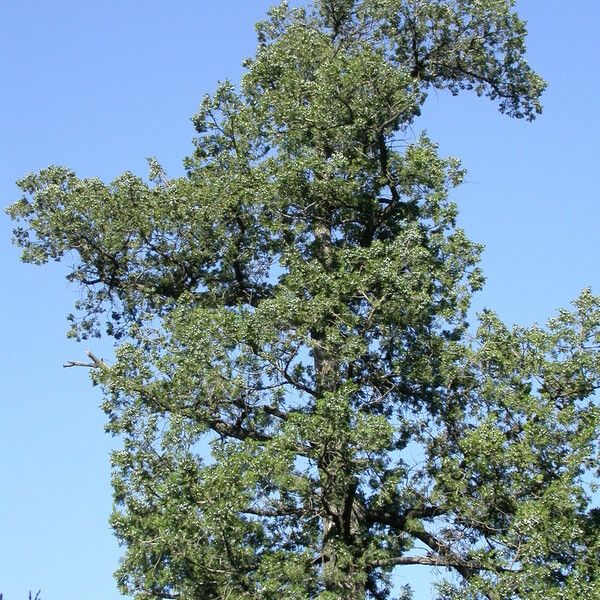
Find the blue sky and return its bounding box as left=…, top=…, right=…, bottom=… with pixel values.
left=1, top=1, right=599, bottom=598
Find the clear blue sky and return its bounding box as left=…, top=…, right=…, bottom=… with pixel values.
left=0, top=1, right=598, bottom=599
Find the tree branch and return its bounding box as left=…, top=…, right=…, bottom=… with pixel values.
left=370, top=554, right=474, bottom=569
left=368, top=505, right=446, bottom=530
left=408, top=527, right=477, bottom=580
left=63, top=349, right=109, bottom=370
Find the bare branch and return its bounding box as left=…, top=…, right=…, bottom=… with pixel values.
left=63, top=349, right=109, bottom=370
left=370, top=554, right=474, bottom=569
left=138, top=590, right=180, bottom=599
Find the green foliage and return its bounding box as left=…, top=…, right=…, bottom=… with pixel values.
left=7, top=1, right=599, bottom=599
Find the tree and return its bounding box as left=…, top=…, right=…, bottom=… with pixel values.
left=7, top=1, right=600, bottom=598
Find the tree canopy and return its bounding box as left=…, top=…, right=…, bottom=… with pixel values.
left=7, top=1, right=600, bottom=599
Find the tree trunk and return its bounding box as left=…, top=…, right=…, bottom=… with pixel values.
left=312, top=217, right=367, bottom=598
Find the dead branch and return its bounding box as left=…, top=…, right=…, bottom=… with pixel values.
left=64, top=349, right=109, bottom=370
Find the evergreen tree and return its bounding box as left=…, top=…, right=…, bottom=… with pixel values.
left=8, top=1, right=600, bottom=598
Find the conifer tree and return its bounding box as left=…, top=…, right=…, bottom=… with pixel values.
left=8, top=1, right=600, bottom=598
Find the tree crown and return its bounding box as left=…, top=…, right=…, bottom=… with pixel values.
left=8, top=2, right=600, bottom=599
